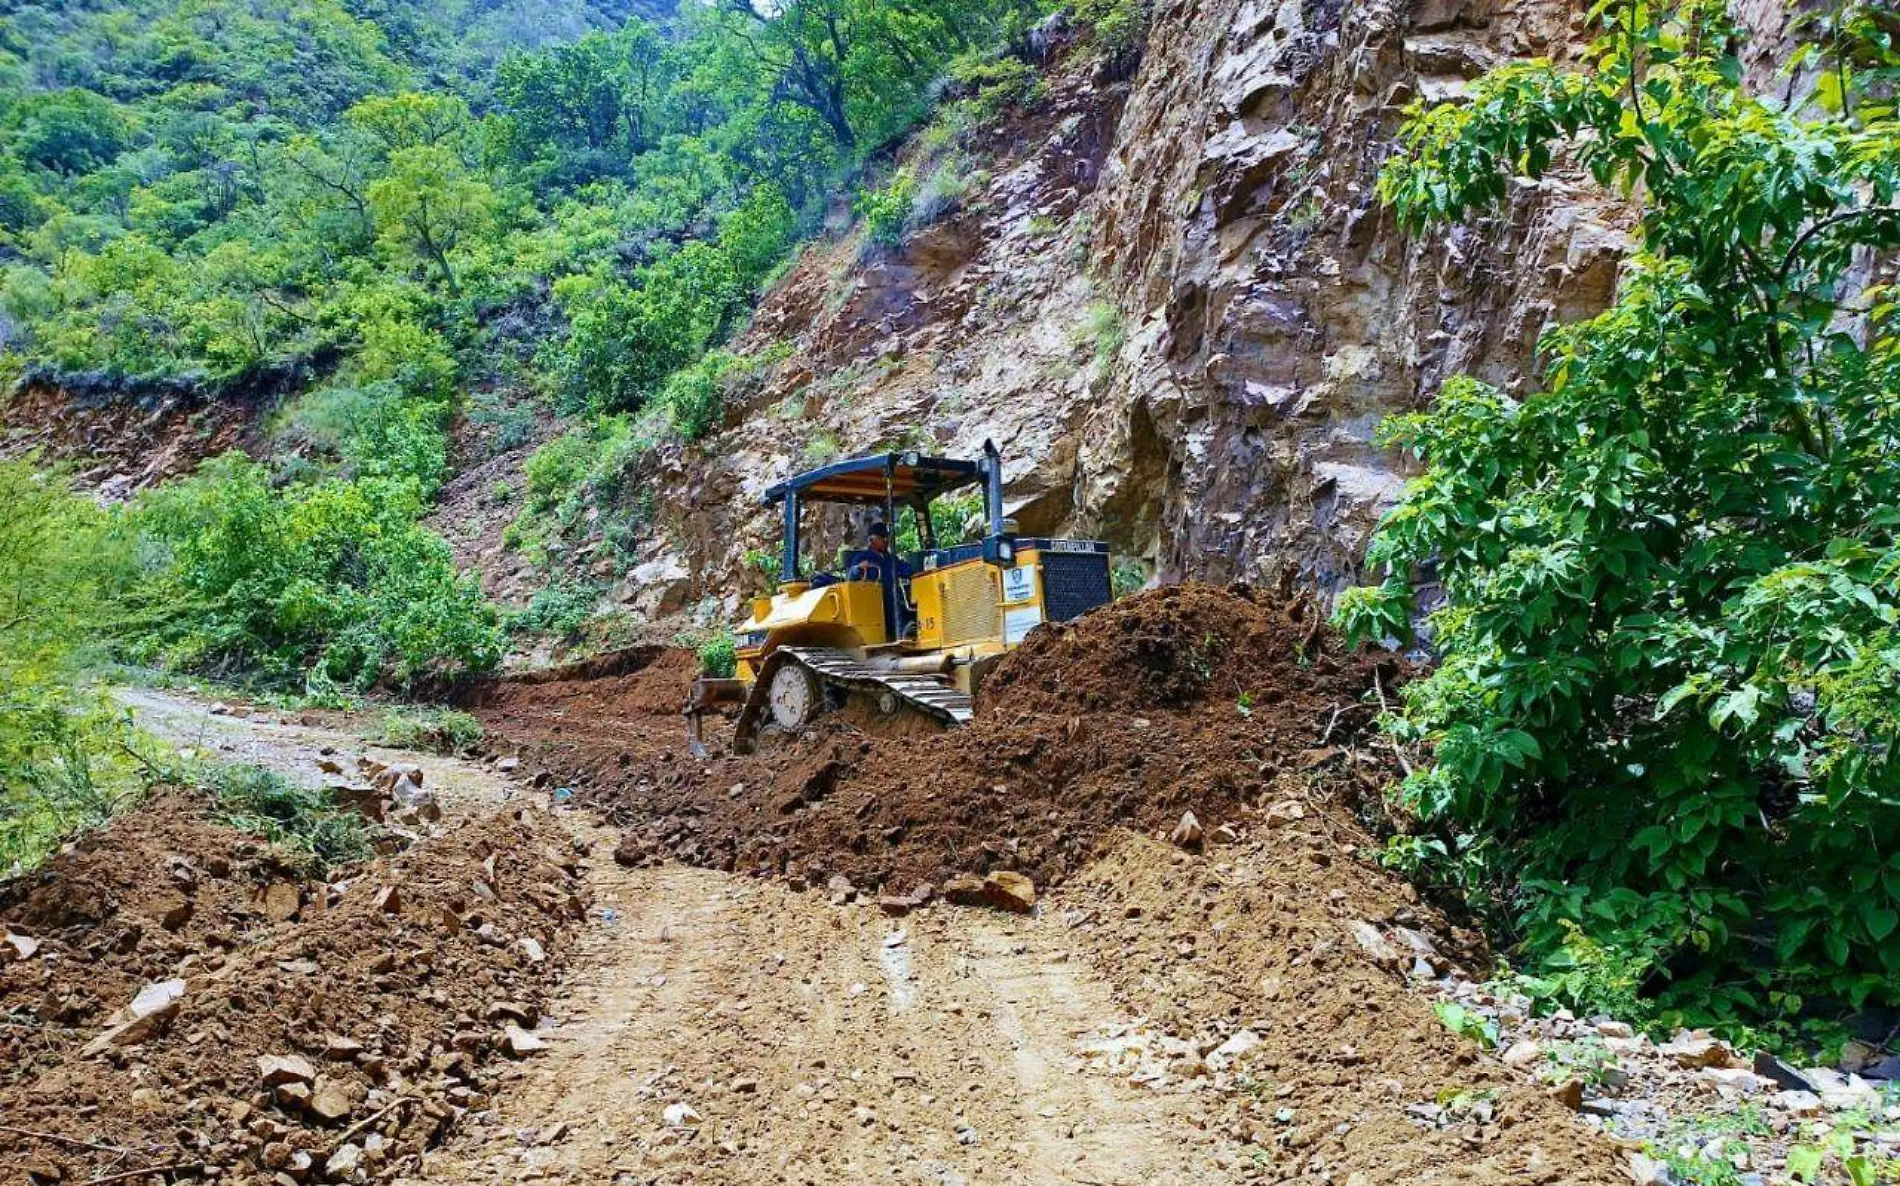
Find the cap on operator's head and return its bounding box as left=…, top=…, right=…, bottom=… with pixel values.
left=869, top=522, right=891, bottom=539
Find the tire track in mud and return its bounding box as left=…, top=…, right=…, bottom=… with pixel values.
left=410, top=850, right=1238, bottom=1186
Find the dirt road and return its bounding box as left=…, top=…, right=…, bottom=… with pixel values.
left=118, top=691, right=1241, bottom=1185
left=118, top=687, right=520, bottom=822
left=411, top=850, right=1237, bottom=1186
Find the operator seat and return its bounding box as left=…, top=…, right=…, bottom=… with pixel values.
left=845, top=548, right=913, bottom=639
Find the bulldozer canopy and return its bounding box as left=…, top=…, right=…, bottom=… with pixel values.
left=761, top=452, right=984, bottom=508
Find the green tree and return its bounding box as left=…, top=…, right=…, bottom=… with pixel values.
left=1339, top=0, right=1900, bottom=1023
left=367, top=144, right=497, bottom=294
left=7, top=89, right=133, bottom=175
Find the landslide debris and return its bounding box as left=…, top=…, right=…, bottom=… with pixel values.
left=1059, top=830, right=1625, bottom=1185
left=0, top=794, right=586, bottom=1184
left=497, top=583, right=1403, bottom=897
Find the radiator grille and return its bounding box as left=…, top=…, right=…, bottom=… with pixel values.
left=1040, top=552, right=1112, bottom=623
left=942, top=565, right=1001, bottom=645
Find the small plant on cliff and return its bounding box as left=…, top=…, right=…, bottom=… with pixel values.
left=695, top=630, right=737, bottom=679
left=857, top=169, right=922, bottom=248
left=1338, top=0, right=1900, bottom=1028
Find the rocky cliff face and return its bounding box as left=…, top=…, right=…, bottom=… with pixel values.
left=632, top=0, right=1636, bottom=618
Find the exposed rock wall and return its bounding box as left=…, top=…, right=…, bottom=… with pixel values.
left=1078, top=0, right=1633, bottom=590
left=638, top=0, right=1634, bottom=613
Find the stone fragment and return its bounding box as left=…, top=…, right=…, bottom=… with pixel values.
left=1345, top=920, right=1401, bottom=965
left=1501, top=1040, right=1543, bottom=1070
left=1753, top=1050, right=1816, bottom=1091
left=1262, top=800, right=1306, bottom=829
left=1698, top=1067, right=1767, bottom=1095
left=496, top=757, right=520, bottom=773
left=260, top=882, right=301, bottom=922
left=518, top=936, right=546, bottom=964
left=325, top=1143, right=362, bottom=1180
left=258, top=1053, right=318, bottom=1087
left=663, top=1102, right=701, bottom=1127
left=1659, top=1032, right=1740, bottom=1069
left=826, top=874, right=856, bottom=903
left=372, top=886, right=401, bottom=914
left=941, top=874, right=987, bottom=905
left=1547, top=1079, right=1584, bottom=1111
left=1205, top=1029, right=1260, bottom=1071
left=309, top=1078, right=356, bottom=1122
left=503, top=1026, right=547, bottom=1056
left=3, top=931, right=40, bottom=961
left=160, top=900, right=193, bottom=932
left=1770, top=1089, right=1824, bottom=1116
left=982, top=871, right=1037, bottom=913
left=1595, top=1020, right=1634, bottom=1039
left=1820, top=1078, right=1882, bottom=1111
left=324, top=1036, right=364, bottom=1060
left=1169, top=811, right=1204, bottom=850
left=81, top=978, right=187, bottom=1057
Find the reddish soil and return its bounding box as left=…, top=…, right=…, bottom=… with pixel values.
left=1, top=377, right=278, bottom=495
left=469, top=583, right=1404, bottom=896
left=0, top=794, right=586, bottom=1184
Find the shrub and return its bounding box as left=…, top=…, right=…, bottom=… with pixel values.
left=654, top=352, right=735, bottom=442
left=127, top=454, right=503, bottom=688
left=945, top=53, right=1044, bottom=130
left=378, top=706, right=484, bottom=753
left=280, top=381, right=450, bottom=494
left=508, top=580, right=600, bottom=641
left=516, top=414, right=653, bottom=547
left=0, top=459, right=141, bottom=871
left=1071, top=0, right=1148, bottom=56
left=200, top=763, right=372, bottom=874
left=1338, top=0, right=1900, bottom=1027
left=856, top=169, right=920, bottom=247
left=696, top=630, right=737, bottom=679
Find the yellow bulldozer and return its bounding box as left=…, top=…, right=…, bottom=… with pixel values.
left=687, top=441, right=1113, bottom=754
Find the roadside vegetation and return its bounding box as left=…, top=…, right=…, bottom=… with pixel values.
left=1340, top=0, right=1900, bottom=1039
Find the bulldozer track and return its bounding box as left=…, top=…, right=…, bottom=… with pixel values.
left=734, top=646, right=973, bottom=752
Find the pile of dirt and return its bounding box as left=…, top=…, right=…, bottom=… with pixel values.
left=460, top=645, right=703, bottom=733
left=1052, top=828, right=1623, bottom=1184
left=1, top=796, right=318, bottom=1080
left=533, top=584, right=1402, bottom=897
left=0, top=794, right=586, bottom=1184
left=977, top=579, right=1334, bottom=714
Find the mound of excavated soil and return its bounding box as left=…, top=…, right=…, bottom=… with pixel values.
left=0, top=794, right=587, bottom=1184
left=508, top=584, right=1402, bottom=897
left=1057, top=829, right=1624, bottom=1184
left=978, top=579, right=1335, bottom=714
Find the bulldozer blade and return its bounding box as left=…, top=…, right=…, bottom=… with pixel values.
left=685, top=677, right=748, bottom=757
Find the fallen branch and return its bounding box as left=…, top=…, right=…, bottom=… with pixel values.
left=325, top=1096, right=417, bottom=1154
left=86, top=1161, right=198, bottom=1184
left=1319, top=702, right=1346, bottom=745
left=0, top=1125, right=132, bottom=1155
left=1370, top=671, right=1415, bottom=779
